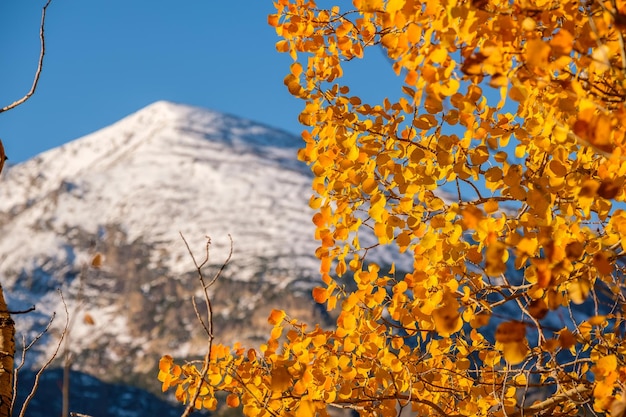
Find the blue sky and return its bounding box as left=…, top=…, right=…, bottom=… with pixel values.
left=0, top=0, right=402, bottom=163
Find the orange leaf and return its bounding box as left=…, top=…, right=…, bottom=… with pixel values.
left=268, top=309, right=286, bottom=325
left=226, top=394, right=240, bottom=408
left=526, top=39, right=551, bottom=68
left=502, top=340, right=529, bottom=365
left=83, top=313, right=95, bottom=325
left=550, top=29, right=574, bottom=55
left=594, top=252, right=613, bottom=275
left=312, top=287, right=329, bottom=303
left=91, top=253, right=104, bottom=268
left=495, top=321, right=526, bottom=343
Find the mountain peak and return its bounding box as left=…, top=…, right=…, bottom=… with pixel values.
left=124, top=100, right=302, bottom=150
left=0, top=101, right=316, bottom=283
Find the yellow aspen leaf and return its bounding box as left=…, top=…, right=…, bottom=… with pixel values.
left=533, top=260, right=552, bottom=289
left=588, top=315, right=607, bottom=326
left=340, top=311, right=357, bottom=331
left=337, top=382, right=353, bottom=400
left=461, top=205, right=483, bottom=229
left=470, top=311, right=491, bottom=328
left=517, top=237, right=538, bottom=256
left=396, top=231, right=411, bottom=252
left=527, top=298, right=548, bottom=320
left=267, top=14, right=279, bottom=27
left=83, top=313, right=95, bottom=325
left=412, top=114, right=438, bottom=130
left=362, top=177, right=378, bottom=194
left=419, top=232, right=437, bottom=250
left=268, top=309, right=286, bottom=325
left=336, top=21, right=352, bottom=38
left=386, top=0, right=405, bottom=14
left=558, top=329, right=576, bottom=349
left=158, top=355, right=173, bottom=372
left=591, top=45, right=611, bottom=73
left=461, top=54, right=486, bottom=76
left=290, top=62, right=303, bottom=77
left=596, top=355, right=618, bottom=376
left=550, top=29, right=574, bottom=55
left=542, top=338, right=559, bottom=352
left=91, top=253, right=104, bottom=268
left=485, top=241, right=507, bottom=276
left=594, top=252, right=614, bottom=275
left=433, top=295, right=462, bottom=337
left=204, top=397, right=217, bottom=410
left=495, top=321, right=526, bottom=343
left=525, top=39, right=551, bottom=68
left=598, top=178, right=622, bottom=199
left=588, top=113, right=614, bottom=153
left=424, top=94, right=443, bottom=113
left=440, top=78, right=460, bottom=96
left=405, top=70, right=418, bottom=85
left=502, top=341, right=529, bottom=365
left=430, top=47, right=448, bottom=64
left=358, top=0, right=383, bottom=12
left=521, top=17, right=536, bottom=31
left=372, top=287, right=386, bottom=304
left=312, top=287, right=329, bottom=303
left=484, top=200, right=499, bottom=213
left=568, top=278, right=591, bottom=304
left=270, top=366, right=293, bottom=391
left=489, top=73, right=508, bottom=88
left=276, top=39, right=289, bottom=53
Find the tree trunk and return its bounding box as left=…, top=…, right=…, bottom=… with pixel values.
left=0, top=284, right=15, bottom=417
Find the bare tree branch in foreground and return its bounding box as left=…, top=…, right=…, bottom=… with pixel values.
left=179, top=234, right=233, bottom=417
left=0, top=0, right=53, bottom=114
left=13, top=290, right=69, bottom=417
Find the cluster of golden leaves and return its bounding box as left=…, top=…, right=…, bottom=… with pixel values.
left=160, top=0, right=626, bottom=415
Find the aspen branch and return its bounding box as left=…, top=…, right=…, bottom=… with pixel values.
left=509, top=385, right=592, bottom=417
left=0, top=0, right=53, bottom=114
left=179, top=234, right=233, bottom=417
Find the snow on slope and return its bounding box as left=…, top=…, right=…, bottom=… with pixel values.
left=0, top=100, right=318, bottom=284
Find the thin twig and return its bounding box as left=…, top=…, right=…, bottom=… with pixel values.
left=2, top=306, right=36, bottom=315
left=10, top=312, right=56, bottom=415
left=17, top=290, right=70, bottom=417
left=0, top=0, right=53, bottom=114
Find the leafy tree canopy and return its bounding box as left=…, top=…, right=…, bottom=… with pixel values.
left=160, top=0, right=626, bottom=415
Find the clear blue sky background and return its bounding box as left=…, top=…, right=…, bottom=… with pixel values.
left=0, top=0, right=401, bottom=163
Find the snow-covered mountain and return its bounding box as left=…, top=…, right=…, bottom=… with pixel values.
left=0, top=101, right=341, bottom=410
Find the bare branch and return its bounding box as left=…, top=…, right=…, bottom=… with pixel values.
left=1, top=306, right=36, bottom=315
left=17, top=290, right=70, bottom=417
left=179, top=234, right=233, bottom=417
left=0, top=0, right=53, bottom=114
left=509, top=384, right=592, bottom=417
left=10, top=312, right=55, bottom=416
